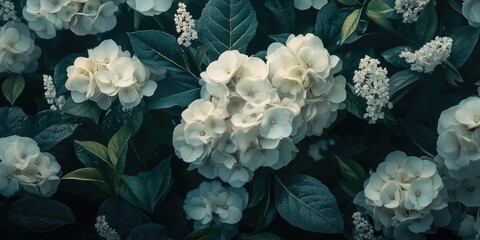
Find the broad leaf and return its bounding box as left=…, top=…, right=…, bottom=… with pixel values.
left=399, top=119, right=438, bottom=158
left=239, top=232, right=281, bottom=240
left=108, top=126, right=132, bottom=171
left=381, top=46, right=411, bottom=68
left=6, top=197, right=75, bottom=232
left=247, top=169, right=269, bottom=208
left=102, top=101, right=145, bottom=139
left=0, top=106, right=26, bottom=137
left=273, top=173, right=344, bottom=233
left=415, top=0, right=437, bottom=43
left=2, top=74, right=25, bottom=105
left=129, top=31, right=191, bottom=73
left=450, top=26, right=480, bottom=68
left=197, top=0, right=258, bottom=60
left=389, top=70, right=424, bottom=102
left=183, top=228, right=221, bottom=240
left=335, top=155, right=366, bottom=182
left=341, top=8, right=362, bottom=44
left=127, top=223, right=169, bottom=240
left=62, top=97, right=102, bottom=123
left=137, top=158, right=172, bottom=211
left=119, top=175, right=151, bottom=213
left=314, top=2, right=340, bottom=46
left=147, top=74, right=200, bottom=110
left=75, top=141, right=112, bottom=168
left=264, top=0, right=295, bottom=30
left=97, top=198, right=142, bottom=238
left=336, top=0, right=359, bottom=6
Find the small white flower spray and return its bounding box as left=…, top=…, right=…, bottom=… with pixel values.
left=400, top=36, right=453, bottom=73
left=174, top=2, right=198, bottom=47
left=0, top=0, right=17, bottom=22
left=95, top=215, right=121, bottom=240
left=43, top=75, right=65, bottom=111
left=394, top=0, right=430, bottom=23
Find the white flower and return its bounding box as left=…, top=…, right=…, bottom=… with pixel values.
left=184, top=181, right=248, bottom=227
left=127, top=0, right=172, bottom=16
left=17, top=153, right=61, bottom=197
left=462, top=0, right=480, bottom=27
left=0, top=21, right=41, bottom=73
left=294, top=0, right=328, bottom=10
left=352, top=212, right=375, bottom=240
left=0, top=135, right=40, bottom=170
left=259, top=107, right=293, bottom=139
left=394, top=0, right=430, bottom=23
left=400, top=36, right=453, bottom=74
left=353, top=55, right=393, bottom=124
left=95, top=215, right=120, bottom=240
left=205, top=50, right=246, bottom=84
left=0, top=163, right=18, bottom=197
left=174, top=2, right=197, bottom=47
left=0, top=0, right=18, bottom=21
left=43, top=75, right=65, bottom=110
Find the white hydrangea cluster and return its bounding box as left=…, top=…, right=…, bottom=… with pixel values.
left=174, top=2, right=197, bottom=47
left=43, top=75, right=66, bottom=111
left=352, top=212, right=375, bottom=240
left=22, top=0, right=122, bottom=39
left=353, top=56, right=393, bottom=124
left=0, top=135, right=61, bottom=197
left=94, top=215, right=120, bottom=240
left=293, top=0, right=328, bottom=10
left=435, top=96, right=480, bottom=181
left=266, top=33, right=346, bottom=139
left=307, top=138, right=335, bottom=162
left=126, top=0, right=172, bottom=16
left=394, top=0, right=430, bottom=23
left=462, top=0, right=480, bottom=28
left=65, top=39, right=159, bottom=110
left=362, top=151, right=447, bottom=238
left=183, top=181, right=248, bottom=228
left=400, top=36, right=453, bottom=74
left=0, top=0, right=17, bottom=21
left=0, top=21, right=41, bottom=73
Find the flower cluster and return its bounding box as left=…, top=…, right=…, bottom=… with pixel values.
left=126, top=0, right=172, bottom=16
left=0, top=0, right=17, bottom=21
left=394, top=0, right=430, bottom=23
left=400, top=36, right=453, bottom=73
left=462, top=0, right=480, bottom=28
left=65, top=39, right=159, bottom=110
left=0, top=21, right=41, bottom=73
left=353, top=56, right=393, bottom=124
left=43, top=75, right=65, bottom=111
left=23, top=0, right=122, bottom=39
left=352, top=212, right=375, bottom=240
left=362, top=151, right=447, bottom=238
left=293, top=0, right=328, bottom=10
left=174, top=2, right=197, bottom=47
left=94, top=215, right=120, bottom=240
left=0, top=136, right=61, bottom=197
left=183, top=181, right=248, bottom=229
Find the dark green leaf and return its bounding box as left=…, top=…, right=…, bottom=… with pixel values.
left=265, top=0, right=295, bottom=30
left=335, top=155, right=366, bottom=182
left=389, top=70, right=424, bottom=102
left=399, top=119, right=438, bottom=157
left=147, top=74, right=200, bottom=110
left=415, top=0, right=437, bottom=43
left=33, top=122, right=80, bottom=151
left=450, top=26, right=480, bottom=68
left=336, top=0, right=360, bottom=6
left=137, top=158, right=172, bottom=211
left=268, top=33, right=291, bottom=44
left=75, top=141, right=112, bottom=168
left=2, top=74, right=24, bottom=105
left=183, top=228, right=220, bottom=240
left=128, top=30, right=191, bottom=73
left=381, top=46, right=411, bottom=68
left=273, top=173, right=344, bottom=233
left=6, top=197, right=75, bottom=232
left=127, top=223, right=169, bottom=240
left=108, top=126, right=132, bottom=171
left=339, top=180, right=363, bottom=197
left=119, top=175, right=151, bottom=213
left=97, top=198, right=142, bottom=238
left=443, top=60, right=464, bottom=86
left=62, top=97, right=102, bottom=123
left=197, top=0, right=258, bottom=60
left=341, top=8, right=362, bottom=44
left=239, top=232, right=281, bottom=240
left=0, top=106, right=26, bottom=137
left=248, top=170, right=269, bottom=208
left=102, top=101, right=145, bottom=139
left=314, top=2, right=340, bottom=46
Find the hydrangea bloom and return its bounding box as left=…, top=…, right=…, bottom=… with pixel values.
left=435, top=96, right=480, bottom=180
left=183, top=181, right=248, bottom=227
left=126, top=0, right=172, bottom=16
left=23, top=0, right=122, bottom=39
left=294, top=0, right=328, bottom=10
left=353, top=56, right=393, bottom=124
left=394, top=0, right=430, bottom=23
left=400, top=36, right=453, bottom=73
left=174, top=2, right=197, bottom=47
left=462, top=0, right=480, bottom=28
left=0, top=135, right=61, bottom=197
left=65, top=39, right=161, bottom=110
left=0, top=21, right=41, bottom=73
left=359, top=151, right=448, bottom=239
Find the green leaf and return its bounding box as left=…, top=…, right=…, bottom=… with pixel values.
left=128, top=30, right=191, bottom=73
left=339, top=180, right=363, bottom=197
left=62, top=97, right=102, bottom=123
left=239, top=232, right=281, bottom=240
left=0, top=106, right=27, bottom=137
left=183, top=228, right=220, bottom=240
left=450, top=26, right=480, bottom=68
left=75, top=141, right=112, bottom=168
left=389, top=70, right=424, bottom=102
left=273, top=173, right=344, bottom=233
left=446, top=0, right=462, bottom=14
left=248, top=169, right=269, bottom=208
left=137, top=158, right=172, bottom=211
left=197, top=0, right=258, bottom=60
left=381, top=46, right=411, bottom=68
left=336, top=0, right=360, bottom=6
left=108, top=126, right=133, bottom=171
left=335, top=155, right=366, bottom=182
left=367, top=0, right=393, bottom=13
left=399, top=119, right=438, bottom=158
left=366, top=11, right=394, bottom=32
left=147, top=74, right=200, bottom=110
left=63, top=168, right=108, bottom=184
left=341, top=8, right=362, bottom=44
left=119, top=175, right=151, bottom=213
left=268, top=33, right=291, bottom=44
left=97, top=198, right=142, bottom=238
left=415, top=0, right=437, bottom=43
left=264, top=0, right=295, bottom=30
left=102, top=101, right=145, bottom=139
left=127, top=223, right=169, bottom=240
left=2, top=74, right=25, bottom=105
left=442, top=60, right=464, bottom=86
left=314, top=2, right=340, bottom=46
left=6, top=197, right=75, bottom=232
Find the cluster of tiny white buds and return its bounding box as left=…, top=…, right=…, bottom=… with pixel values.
left=43, top=75, right=65, bottom=111
left=394, top=0, right=430, bottom=23
left=0, top=0, right=17, bottom=22
left=174, top=2, right=198, bottom=47
left=400, top=36, right=453, bottom=73
left=94, top=215, right=120, bottom=240
left=353, top=56, right=393, bottom=124
left=352, top=212, right=375, bottom=240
